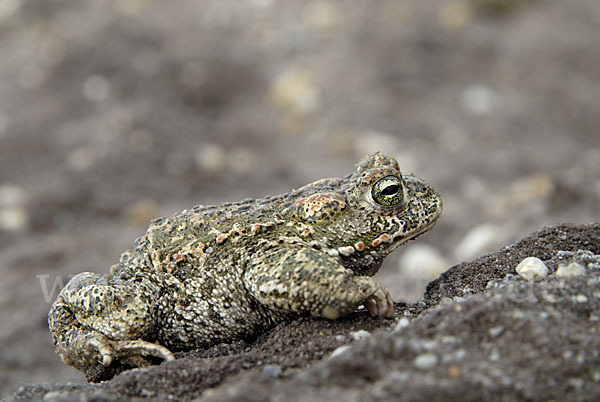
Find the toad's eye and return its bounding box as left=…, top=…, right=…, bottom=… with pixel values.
left=371, top=175, right=404, bottom=207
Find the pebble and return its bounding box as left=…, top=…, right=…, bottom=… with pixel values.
left=262, top=364, right=282, bottom=379
left=461, top=84, right=497, bottom=115
left=398, top=244, right=449, bottom=280
left=306, top=1, right=339, bottom=31
left=392, top=318, right=410, bottom=333
left=270, top=67, right=320, bottom=115
left=82, top=75, right=110, bottom=102
left=0, top=184, right=26, bottom=206
left=454, top=223, right=501, bottom=261
left=556, top=262, right=586, bottom=278
left=350, top=330, right=371, bottom=341
left=413, top=353, right=439, bottom=370
left=0, top=0, right=22, bottom=24
left=328, top=345, right=351, bottom=359
left=488, top=326, right=504, bottom=337
left=438, top=0, right=472, bottom=31
left=0, top=205, right=29, bottom=233
left=515, top=257, right=549, bottom=281
left=66, top=146, right=96, bottom=171
left=448, top=365, right=462, bottom=378
left=0, top=184, right=29, bottom=233
left=194, top=144, right=226, bottom=174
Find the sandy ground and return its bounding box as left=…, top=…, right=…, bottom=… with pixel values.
left=0, top=0, right=599, bottom=397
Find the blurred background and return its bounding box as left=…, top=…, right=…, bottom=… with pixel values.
left=0, top=0, right=599, bottom=396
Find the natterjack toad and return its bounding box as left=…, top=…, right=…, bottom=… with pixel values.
left=48, top=152, right=442, bottom=377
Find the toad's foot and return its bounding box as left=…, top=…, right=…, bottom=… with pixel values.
left=91, top=337, right=175, bottom=367
left=363, top=285, right=394, bottom=319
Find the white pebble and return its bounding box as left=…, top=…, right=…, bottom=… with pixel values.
left=454, top=223, right=501, bottom=261
left=262, top=364, right=282, bottom=378
left=556, top=262, right=586, bottom=278
left=82, top=75, right=110, bottom=102
left=392, top=318, right=410, bottom=333
left=329, top=345, right=352, bottom=359
left=270, top=67, right=320, bottom=114
left=488, top=326, right=504, bottom=337
left=398, top=244, right=449, bottom=280
left=194, top=144, right=226, bottom=174
left=0, top=0, right=22, bottom=23
left=461, top=84, right=497, bottom=115
left=0, top=184, right=26, bottom=206
left=350, top=330, right=371, bottom=341
left=0, top=205, right=29, bottom=232
left=413, top=353, right=439, bottom=370
left=515, top=257, right=549, bottom=281
left=574, top=295, right=588, bottom=303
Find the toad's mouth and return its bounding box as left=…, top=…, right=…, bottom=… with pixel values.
left=388, top=217, right=440, bottom=252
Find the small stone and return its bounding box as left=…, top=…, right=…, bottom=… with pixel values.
left=413, top=353, right=439, bottom=370
left=489, top=350, right=500, bottom=361
left=556, top=262, right=586, bottom=278
left=567, top=378, right=585, bottom=390
left=0, top=0, right=22, bottom=24
left=262, top=364, right=282, bottom=378
left=392, top=318, right=410, bottom=333
left=438, top=0, right=472, bottom=31
left=66, top=147, right=96, bottom=171
left=488, top=326, right=504, bottom=337
left=454, top=223, right=501, bottom=261
left=329, top=345, right=351, bottom=359
left=0, top=184, right=26, bottom=206
left=515, top=257, right=549, bottom=281
left=195, top=144, right=226, bottom=174
left=448, top=365, right=462, bottom=378
left=398, top=244, right=448, bottom=280
left=461, top=84, right=497, bottom=115
left=0, top=205, right=29, bottom=233
left=270, top=67, right=320, bottom=115
left=350, top=330, right=371, bottom=341
left=82, top=75, right=110, bottom=102
left=574, top=294, right=588, bottom=303
left=306, top=1, right=339, bottom=30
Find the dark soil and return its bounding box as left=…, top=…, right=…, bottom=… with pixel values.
left=9, top=223, right=600, bottom=401
left=1, top=0, right=599, bottom=400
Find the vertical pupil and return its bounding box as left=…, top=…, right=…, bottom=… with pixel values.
left=382, top=184, right=399, bottom=196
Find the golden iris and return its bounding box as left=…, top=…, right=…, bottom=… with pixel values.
left=371, top=175, right=404, bottom=207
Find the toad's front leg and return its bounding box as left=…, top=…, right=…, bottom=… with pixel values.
left=48, top=272, right=174, bottom=377
left=243, top=247, right=395, bottom=319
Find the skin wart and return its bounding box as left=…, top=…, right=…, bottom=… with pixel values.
left=48, top=152, right=442, bottom=378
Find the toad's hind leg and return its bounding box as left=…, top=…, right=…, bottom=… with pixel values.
left=48, top=272, right=174, bottom=376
